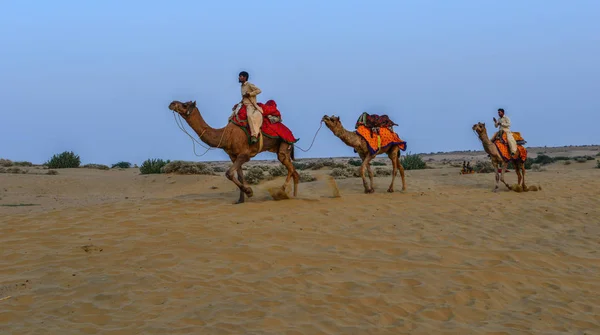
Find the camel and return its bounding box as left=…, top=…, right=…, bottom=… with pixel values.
left=168, top=100, right=299, bottom=203
left=472, top=122, right=527, bottom=192
left=321, top=115, right=406, bottom=193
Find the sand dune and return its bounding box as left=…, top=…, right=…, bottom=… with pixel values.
left=1, top=154, right=600, bottom=334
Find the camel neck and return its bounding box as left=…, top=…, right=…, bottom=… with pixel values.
left=479, top=131, right=495, bottom=155
left=334, top=126, right=358, bottom=147
left=185, top=108, right=224, bottom=148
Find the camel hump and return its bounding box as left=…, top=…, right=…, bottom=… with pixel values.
left=355, top=112, right=398, bottom=130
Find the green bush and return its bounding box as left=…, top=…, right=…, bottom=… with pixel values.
left=111, top=161, right=132, bottom=169
left=372, top=161, right=386, bottom=166
left=533, top=154, right=554, bottom=165
left=597, top=160, right=600, bottom=168
left=139, top=158, right=170, bottom=174
left=401, top=153, right=426, bottom=170
left=13, top=161, right=33, bottom=167
left=212, top=166, right=226, bottom=173
left=45, top=151, right=81, bottom=169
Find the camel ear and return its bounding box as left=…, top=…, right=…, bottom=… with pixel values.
left=192, top=100, right=196, bottom=106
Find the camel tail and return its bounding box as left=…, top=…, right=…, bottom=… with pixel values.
left=290, top=144, right=295, bottom=161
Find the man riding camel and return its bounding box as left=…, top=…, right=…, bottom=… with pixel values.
left=492, top=108, right=517, bottom=156
left=234, top=71, right=263, bottom=144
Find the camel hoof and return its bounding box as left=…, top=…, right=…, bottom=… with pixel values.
left=234, top=200, right=244, bottom=205
left=365, top=188, right=375, bottom=194
left=244, top=187, right=254, bottom=197
left=387, top=188, right=394, bottom=193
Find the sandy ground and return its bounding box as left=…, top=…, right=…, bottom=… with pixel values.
left=1, top=147, right=600, bottom=334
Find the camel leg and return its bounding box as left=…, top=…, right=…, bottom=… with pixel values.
left=387, top=149, right=398, bottom=193
left=360, top=155, right=375, bottom=193
left=367, top=160, right=375, bottom=192
left=520, top=162, right=527, bottom=190
left=515, top=162, right=522, bottom=187
left=226, top=154, right=253, bottom=200
left=492, top=161, right=500, bottom=192
left=500, top=161, right=511, bottom=190
left=396, top=155, right=406, bottom=191
left=235, top=166, right=246, bottom=204
left=277, top=144, right=299, bottom=197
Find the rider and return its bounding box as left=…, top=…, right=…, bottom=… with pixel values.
left=492, top=108, right=517, bottom=156
left=235, top=71, right=263, bottom=144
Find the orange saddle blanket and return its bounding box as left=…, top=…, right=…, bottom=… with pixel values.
left=355, top=125, right=407, bottom=154
left=494, top=132, right=527, bottom=162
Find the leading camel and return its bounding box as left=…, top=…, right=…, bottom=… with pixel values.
left=472, top=122, right=527, bottom=192
left=169, top=100, right=299, bottom=203
left=322, top=115, right=406, bottom=193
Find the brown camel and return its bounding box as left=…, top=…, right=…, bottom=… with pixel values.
left=472, top=122, right=527, bottom=192
left=168, top=100, right=299, bottom=203
left=321, top=115, right=406, bottom=193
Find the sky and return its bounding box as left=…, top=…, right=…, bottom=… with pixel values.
left=1, top=0, right=599, bottom=165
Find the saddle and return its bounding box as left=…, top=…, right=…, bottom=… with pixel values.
left=355, top=112, right=398, bottom=135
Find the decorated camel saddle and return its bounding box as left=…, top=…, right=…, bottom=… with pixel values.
left=354, top=112, right=407, bottom=154
left=493, top=131, right=528, bottom=162
left=229, top=100, right=298, bottom=145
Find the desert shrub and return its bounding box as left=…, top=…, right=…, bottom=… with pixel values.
left=348, top=159, right=362, bottom=167
left=212, top=166, right=226, bottom=173
left=299, top=171, right=316, bottom=183
left=531, top=164, right=547, bottom=172
left=507, top=158, right=534, bottom=170
left=45, top=151, right=81, bottom=169
left=139, top=158, right=170, bottom=174
left=13, top=161, right=33, bottom=167
left=401, top=153, right=426, bottom=170
left=160, top=160, right=216, bottom=175
left=111, top=161, right=132, bottom=169
left=564, top=160, right=572, bottom=165
left=596, top=160, right=600, bottom=168
left=330, top=167, right=358, bottom=179
left=47, top=170, right=59, bottom=175
left=293, top=160, right=345, bottom=171
left=596, top=152, right=600, bottom=157
left=375, top=167, right=392, bottom=176
left=82, top=164, right=109, bottom=170
left=269, top=165, right=286, bottom=177
left=553, top=156, right=570, bottom=161
left=575, top=157, right=588, bottom=163
left=0, top=159, right=12, bottom=167
left=533, top=154, right=554, bottom=166
left=245, top=166, right=267, bottom=184
left=474, top=161, right=495, bottom=173
left=0, top=167, right=27, bottom=174
left=372, top=161, right=386, bottom=166
left=293, top=162, right=308, bottom=170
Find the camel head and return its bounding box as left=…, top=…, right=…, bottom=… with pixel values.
left=472, top=122, right=487, bottom=136
left=322, top=115, right=343, bottom=132
left=169, top=100, right=197, bottom=117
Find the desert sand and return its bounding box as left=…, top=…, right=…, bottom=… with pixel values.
left=1, top=146, right=600, bottom=334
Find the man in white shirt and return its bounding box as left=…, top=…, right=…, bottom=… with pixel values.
left=492, top=108, right=517, bottom=156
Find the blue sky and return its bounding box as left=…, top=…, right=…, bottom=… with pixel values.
left=1, top=0, right=599, bottom=164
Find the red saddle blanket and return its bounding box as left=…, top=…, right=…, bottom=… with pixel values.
left=229, top=100, right=298, bottom=144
